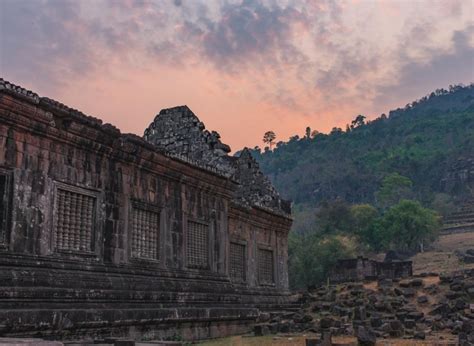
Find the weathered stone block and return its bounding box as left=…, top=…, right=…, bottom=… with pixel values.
left=0, top=79, right=293, bottom=340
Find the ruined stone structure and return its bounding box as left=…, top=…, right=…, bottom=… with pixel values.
left=0, top=79, right=292, bottom=340
left=442, top=156, right=474, bottom=196
left=442, top=199, right=474, bottom=235
left=330, top=257, right=413, bottom=283
left=284, top=269, right=474, bottom=343
left=441, top=156, right=474, bottom=234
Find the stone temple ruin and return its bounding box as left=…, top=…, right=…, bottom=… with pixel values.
left=329, top=256, right=413, bottom=283
left=442, top=157, right=474, bottom=235
left=0, top=79, right=292, bottom=340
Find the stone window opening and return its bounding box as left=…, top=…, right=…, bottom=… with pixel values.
left=229, top=242, right=246, bottom=283
left=131, top=201, right=160, bottom=261
left=186, top=220, right=209, bottom=269
left=53, top=183, right=97, bottom=254
left=258, top=248, right=274, bottom=285
left=0, top=170, right=12, bottom=245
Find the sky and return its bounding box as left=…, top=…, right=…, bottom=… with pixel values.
left=1, top=0, right=473, bottom=151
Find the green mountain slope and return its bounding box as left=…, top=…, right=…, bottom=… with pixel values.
left=251, top=85, right=474, bottom=211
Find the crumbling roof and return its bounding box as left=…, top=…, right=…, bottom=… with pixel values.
left=232, top=148, right=291, bottom=215
left=144, top=107, right=291, bottom=216
left=0, top=78, right=232, bottom=179
left=144, top=106, right=233, bottom=174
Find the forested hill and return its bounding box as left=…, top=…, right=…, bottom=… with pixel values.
left=250, top=84, right=474, bottom=211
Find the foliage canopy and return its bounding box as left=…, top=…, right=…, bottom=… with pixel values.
left=252, top=84, right=474, bottom=211
left=253, top=84, right=472, bottom=289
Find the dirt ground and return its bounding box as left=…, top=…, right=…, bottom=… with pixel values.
left=412, top=231, right=474, bottom=274
left=199, top=232, right=472, bottom=346
left=433, top=231, right=474, bottom=252
left=199, top=272, right=460, bottom=346
left=198, top=334, right=458, bottom=346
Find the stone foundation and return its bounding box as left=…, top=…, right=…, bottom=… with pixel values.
left=442, top=199, right=474, bottom=235
left=330, top=257, right=412, bottom=283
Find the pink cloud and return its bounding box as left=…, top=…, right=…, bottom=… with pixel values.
left=1, top=0, right=472, bottom=151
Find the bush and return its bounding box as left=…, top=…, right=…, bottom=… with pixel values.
left=287, top=199, right=441, bottom=288
left=380, top=200, right=441, bottom=251
left=288, top=233, right=355, bottom=289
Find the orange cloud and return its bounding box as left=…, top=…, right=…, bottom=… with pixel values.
left=1, top=0, right=473, bottom=151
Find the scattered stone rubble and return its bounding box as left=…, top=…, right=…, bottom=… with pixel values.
left=254, top=269, right=474, bottom=345
left=456, top=248, right=474, bottom=264
left=0, top=338, right=187, bottom=346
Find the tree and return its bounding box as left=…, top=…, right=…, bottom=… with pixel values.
left=311, top=129, right=320, bottom=138
left=350, top=114, right=366, bottom=129
left=288, top=233, right=354, bottom=289
left=262, top=131, right=276, bottom=149
left=376, top=173, right=413, bottom=209
left=291, top=205, right=317, bottom=236
left=431, top=193, right=456, bottom=218
left=350, top=204, right=384, bottom=251
left=250, top=84, right=474, bottom=215
left=360, top=218, right=386, bottom=251
left=314, top=199, right=352, bottom=235
left=305, top=127, right=311, bottom=139
left=289, top=135, right=300, bottom=142
left=381, top=200, right=441, bottom=251
left=351, top=204, right=378, bottom=235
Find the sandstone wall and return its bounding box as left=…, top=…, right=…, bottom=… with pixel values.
left=228, top=204, right=290, bottom=293
left=0, top=81, right=292, bottom=340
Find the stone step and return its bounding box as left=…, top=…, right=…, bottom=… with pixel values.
left=443, top=221, right=474, bottom=228
left=0, top=338, right=63, bottom=345
left=441, top=222, right=474, bottom=234
left=445, top=217, right=474, bottom=222
left=263, top=305, right=302, bottom=312
left=445, top=220, right=474, bottom=226
left=460, top=201, right=474, bottom=209
left=447, top=210, right=474, bottom=219
left=444, top=217, right=474, bottom=225
left=459, top=208, right=474, bottom=213
left=442, top=200, right=474, bottom=226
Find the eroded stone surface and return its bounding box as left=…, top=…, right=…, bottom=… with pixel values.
left=144, top=106, right=232, bottom=175
left=143, top=106, right=291, bottom=216
left=329, top=256, right=413, bottom=283
left=0, top=78, right=293, bottom=341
